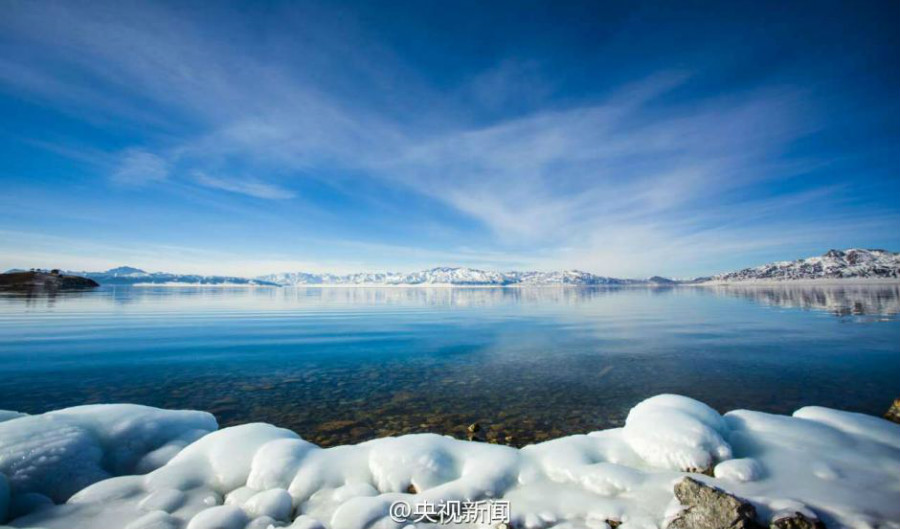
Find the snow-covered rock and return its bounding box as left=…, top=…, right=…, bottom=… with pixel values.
left=708, top=249, right=900, bottom=283
left=623, top=394, right=732, bottom=473
left=0, top=404, right=216, bottom=516
left=2, top=396, right=899, bottom=529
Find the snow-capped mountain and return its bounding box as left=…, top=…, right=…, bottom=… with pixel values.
left=73, top=267, right=280, bottom=286
left=708, top=249, right=900, bottom=282
left=35, top=249, right=900, bottom=288
left=104, top=266, right=149, bottom=277
left=258, top=267, right=643, bottom=286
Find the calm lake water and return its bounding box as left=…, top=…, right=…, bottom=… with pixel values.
left=1, top=284, right=899, bottom=446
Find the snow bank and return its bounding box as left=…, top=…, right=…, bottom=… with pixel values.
left=0, top=404, right=216, bottom=520
left=0, top=411, right=26, bottom=424
left=2, top=395, right=898, bottom=529
left=623, top=395, right=732, bottom=473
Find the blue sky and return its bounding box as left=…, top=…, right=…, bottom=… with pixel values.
left=1, top=0, right=898, bottom=278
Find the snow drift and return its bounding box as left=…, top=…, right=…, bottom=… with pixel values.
left=0, top=395, right=897, bottom=529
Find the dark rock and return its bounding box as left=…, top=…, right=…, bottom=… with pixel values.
left=669, top=477, right=762, bottom=529
left=884, top=398, right=900, bottom=424
left=770, top=512, right=824, bottom=529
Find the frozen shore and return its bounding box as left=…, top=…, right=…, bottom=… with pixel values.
left=1, top=395, right=898, bottom=529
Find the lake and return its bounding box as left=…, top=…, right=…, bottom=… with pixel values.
left=1, top=284, right=898, bottom=447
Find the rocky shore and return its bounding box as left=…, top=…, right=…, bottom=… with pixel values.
left=0, top=270, right=99, bottom=291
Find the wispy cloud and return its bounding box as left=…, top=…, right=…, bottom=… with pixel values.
left=193, top=172, right=295, bottom=200
left=1, top=1, right=897, bottom=276
left=111, top=149, right=169, bottom=186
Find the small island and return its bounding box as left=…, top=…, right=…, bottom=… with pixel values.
left=0, top=269, right=99, bottom=290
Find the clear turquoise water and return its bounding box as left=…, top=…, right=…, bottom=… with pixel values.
left=1, top=285, right=898, bottom=446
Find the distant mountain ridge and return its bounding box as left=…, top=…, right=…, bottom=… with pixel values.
left=11, top=249, right=897, bottom=287
left=258, top=268, right=676, bottom=286
left=708, top=248, right=900, bottom=282
left=70, top=267, right=280, bottom=286
left=261, top=249, right=900, bottom=286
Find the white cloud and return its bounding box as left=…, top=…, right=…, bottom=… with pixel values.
left=110, top=149, right=169, bottom=186
left=193, top=172, right=295, bottom=200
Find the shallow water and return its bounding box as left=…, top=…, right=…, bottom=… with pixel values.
left=1, top=284, right=898, bottom=446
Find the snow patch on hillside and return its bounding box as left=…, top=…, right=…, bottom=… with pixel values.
left=708, top=249, right=900, bottom=283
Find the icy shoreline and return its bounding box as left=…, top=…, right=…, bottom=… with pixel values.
left=1, top=395, right=898, bottom=529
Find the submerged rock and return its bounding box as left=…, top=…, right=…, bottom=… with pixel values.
left=669, top=477, right=761, bottom=529
left=771, top=512, right=825, bottom=529
left=466, top=422, right=483, bottom=441
left=884, top=398, right=900, bottom=424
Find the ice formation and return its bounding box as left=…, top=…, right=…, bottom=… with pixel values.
left=0, top=395, right=897, bottom=529
left=0, top=405, right=216, bottom=515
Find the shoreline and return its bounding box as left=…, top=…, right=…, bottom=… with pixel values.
left=2, top=394, right=898, bottom=528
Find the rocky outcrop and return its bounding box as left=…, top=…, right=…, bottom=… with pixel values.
left=669, top=477, right=761, bottom=529
left=0, top=270, right=99, bottom=290
left=669, top=478, right=829, bottom=529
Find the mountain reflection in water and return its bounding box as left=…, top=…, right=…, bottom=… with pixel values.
left=4, top=283, right=900, bottom=318
left=705, top=284, right=900, bottom=317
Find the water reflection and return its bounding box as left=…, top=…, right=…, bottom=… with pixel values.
left=2, top=283, right=898, bottom=317
left=704, top=284, right=900, bottom=317
left=286, top=286, right=638, bottom=307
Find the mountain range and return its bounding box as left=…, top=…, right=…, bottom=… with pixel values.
left=707, top=248, right=900, bottom=282
left=8, top=249, right=898, bottom=287
left=69, top=266, right=280, bottom=286
left=257, top=268, right=668, bottom=286
left=259, top=249, right=899, bottom=286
